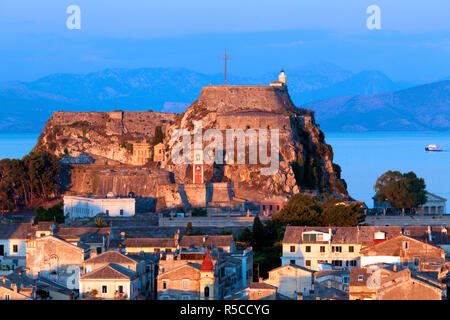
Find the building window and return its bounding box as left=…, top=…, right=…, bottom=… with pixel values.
left=40, top=233, right=46, bottom=237
left=262, top=205, right=266, bottom=211
left=358, top=275, right=364, bottom=281
left=290, top=260, right=295, bottom=265
left=102, top=285, right=108, bottom=294
left=305, top=246, right=311, bottom=253
left=163, top=281, right=168, bottom=289
left=414, top=258, right=420, bottom=266
left=182, top=279, right=189, bottom=289
left=0, top=245, right=4, bottom=256
left=404, top=241, right=408, bottom=250
left=290, top=246, right=296, bottom=253
left=182, top=295, right=189, bottom=300
left=332, top=246, right=342, bottom=253
left=5, top=294, right=10, bottom=300
left=320, top=246, right=325, bottom=253
left=117, top=285, right=124, bottom=293
left=204, top=286, right=210, bottom=298
left=277, top=205, right=280, bottom=211
left=305, top=260, right=311, bottom=267
left=348, top=246, right=354, bottom=253
left=269, top=205, right=273, bottom=211
left=106, top=210, right=110, bottom=215
left=303, top=234, right=317, bottom=242
left=96, top=247, right=102, bottom=254
left=332, top=260, right=342, bottom=267
left=12, top=245, right=18, bottom=253
left=120, top=209, right=124, bottom=216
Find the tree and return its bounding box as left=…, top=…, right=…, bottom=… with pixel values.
left=186, top=222, right=193, bottom=234
left=272, top=193, right=365, bottom=227
left=237, top=227, right=252, bottom=243
left=34, top=202, right=64, bottom=224
left=95, top=217, right=106, bottom=228
left=374, top=170, right=427, bottom=214
left=251, top=216, right=266, bottom=249
left=272, top=194, right=322, bottom=226
left=154, top=126, right=164, bottom=144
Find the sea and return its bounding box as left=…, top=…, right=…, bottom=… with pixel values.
left=0, top=132, right=449, bottom=209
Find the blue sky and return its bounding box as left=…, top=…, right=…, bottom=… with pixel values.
left=1, top=0, right=450, bottom=82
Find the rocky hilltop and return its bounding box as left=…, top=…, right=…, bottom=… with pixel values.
left=36, top=110, right=175, bottom=165
left=162, top=85, right=347, bottom=198
left=35, top=81, right=349, bottom=209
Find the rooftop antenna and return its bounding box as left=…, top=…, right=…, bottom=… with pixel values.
left=218, top=49, right=233, bottom=85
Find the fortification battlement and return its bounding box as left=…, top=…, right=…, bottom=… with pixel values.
left=195, top=85, right=299, bottom=115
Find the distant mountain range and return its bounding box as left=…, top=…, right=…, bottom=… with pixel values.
left=0, top=63, right=448, bottom=132
left=304, top=81, right=450, bottom=132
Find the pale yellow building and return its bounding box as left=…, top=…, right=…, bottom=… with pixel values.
left=282, top=227, right=361, bottom=271
left=153, top=143, right=165, bottom=162
left=262, top=264, right=314, bottom=299
left=79, top=264, right=139, bottom=300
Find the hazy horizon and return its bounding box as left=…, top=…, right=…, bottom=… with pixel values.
left=1, top=0, right=450, bottom=83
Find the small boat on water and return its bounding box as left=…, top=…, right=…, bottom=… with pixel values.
left=425, top=144, right=443, bottom=152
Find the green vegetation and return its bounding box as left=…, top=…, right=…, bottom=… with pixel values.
left=238, top=217, right=284, bottom=280
left=119, top=140, right=134, bottom=153
left=191, top=207, right=207, bottom=217
left=154, top=126, right=164, bottom=144
left=218, top=229, right=233, bottom=235
left=176, top=206, right=185, bottom=213
left=69, top=121, right=89, bottom=128
left=95, top=217, right=106, bottom=228
left=374, top=170, right=427, bottom=214
left=272, top=193, right=365, bottom=226
left=34, top=202, right=64, bottom=224
left=0, top=151, right=60, bottom=210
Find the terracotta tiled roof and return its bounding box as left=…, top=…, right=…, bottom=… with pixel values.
left=37, top=221, right=54, bottom=231
left=349, top=268, right=373, bottom=287
left=80, top=264, right=136, bottom=280
left=283, top=225, right=450, bottom=246
left=0, top=223, right=33, bottom=239
left=122, top=237, right=176, bottom=248
left=180, top=235, right=233, bottom=248
left=56, top=227, right=110, bottom=244
left=85, top=251, right=138, bottom=265
left=249, top=282, right=277, bottom=290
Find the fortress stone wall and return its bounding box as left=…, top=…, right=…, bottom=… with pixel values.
left=51, top=111, right=175, bottom=137
left=216, top=113, right=292, bottom=130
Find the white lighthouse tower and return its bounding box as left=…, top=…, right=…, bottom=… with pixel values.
left=278, top=69, right=286, bottom=85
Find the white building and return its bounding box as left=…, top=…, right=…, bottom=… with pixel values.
left=374, top=191, right=447, bottom=215
left=64, top=193, right=135, bottom=220
left=0, top=223, right=32, bottom=272
left=417, top=192, right=447, bottom=215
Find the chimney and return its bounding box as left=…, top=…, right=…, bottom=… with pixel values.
left=328, top=228, right=332, bottom=243
left=427, top=225, right=432, bottom=243
left=174, top=229, right=180, bottom=244
left=90, top=250, right=98, bottom=259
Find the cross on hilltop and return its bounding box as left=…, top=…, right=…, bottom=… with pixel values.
left=218, top=49, right=233, bottom=85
